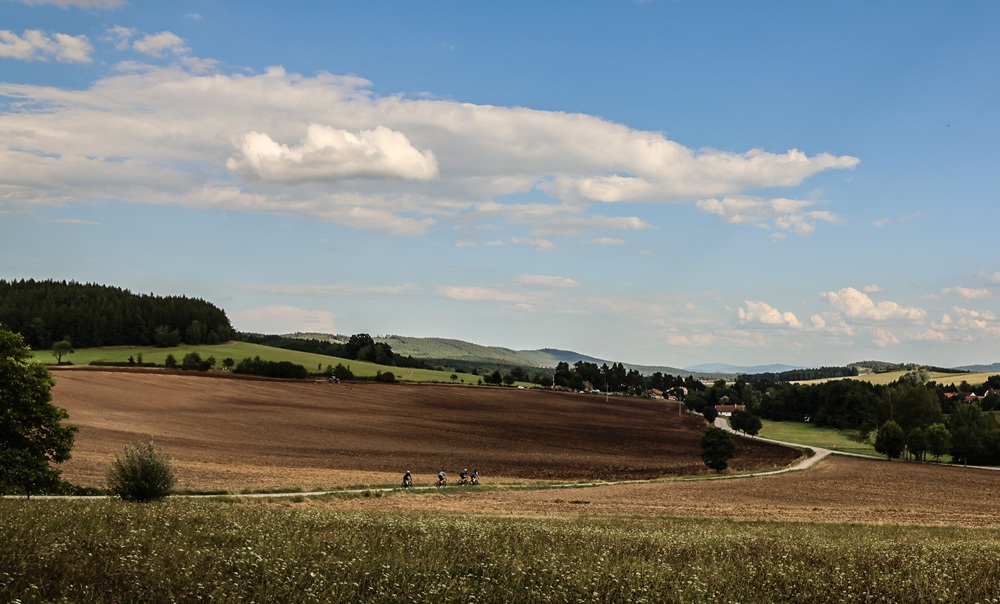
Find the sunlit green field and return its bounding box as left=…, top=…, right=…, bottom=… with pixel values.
left=796, top=371, right=1000, bottom=387
left=758, top=419, right=877, bottom=456
left=3, top=498, right=999, bottom=603
left=32, top=342, right=484, bottom=384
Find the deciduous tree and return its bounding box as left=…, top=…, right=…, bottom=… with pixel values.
left=925, top=423, right=951, bottom=461
left=874, top=420, right=905, bottom=460
left=701, top=426, right=735, bottom=472
left=51, top=339, right=74, bottom=364
left=0, top=327, right=77, bottom=496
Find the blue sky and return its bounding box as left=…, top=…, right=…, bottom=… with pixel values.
left=2, top=1, right=999, bottom=369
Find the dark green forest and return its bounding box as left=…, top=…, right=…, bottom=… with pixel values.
left=0, top=279, right=233, bottom=349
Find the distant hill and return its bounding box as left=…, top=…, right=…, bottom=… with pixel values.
left=957, top=363, right=1000, bottom=372
left=289, top=333, right=698, bottom=376
left=684, top=363, right=807, bottom=375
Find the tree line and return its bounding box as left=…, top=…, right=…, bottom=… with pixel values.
left=0, top=279, right=233, bottom=349
left=734, top=371, right=1000, bottom=465
left=242, top=333, right=429, bottom=370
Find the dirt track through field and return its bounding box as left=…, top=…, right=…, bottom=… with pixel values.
left=50, top=369, right=798, bottom=491
left=310, top=455, right=1000, bottom=528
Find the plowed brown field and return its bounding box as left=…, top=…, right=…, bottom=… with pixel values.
left=46, top=368, right=1000, bottom=528
left=50, top=368, right=797, bottom=491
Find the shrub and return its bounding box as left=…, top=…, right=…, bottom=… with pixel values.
left=106, top=441, right=176, bottom=502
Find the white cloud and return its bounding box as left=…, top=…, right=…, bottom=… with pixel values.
left=0, top=29, right=93, bottom=63
left=934, top=307, right=1000, bottom=338
left=227, top=124, right=439, bottom=182
left=863, top=284, right=883, bottom=293
left=696, top=195, right=841, bottom=236
left=442, top=286, right=533, bottom=306
left=914, top=329, right=948, bottom=342
left=546, top=146, right=858, bottom=204
left=0, top=63, right=858, bottom=240
left=17, top=0, right=125, bottom=8
left=105, top=26, right=133, bottom=50
left=514, top=275, right=579, bottom=288
left=665, top=331, right=716, bottom=347
left=229, top=305, right=337, bottom=334
left=133, top=31, right=187, bottom=57
left=822, top=287, right=926, bottom=322
left=871, top=328, right=899, bottom=347
left=589, top=237, right=627, bottom=246
left=942, top=286, right=991, bottom=299
left=511, top=237, right=556, bottom=251
left=992, top=272, right=1000, bottom=285
left=737, top=300, right=803, bottom=328
left=872, top=213, right=920, bottom=228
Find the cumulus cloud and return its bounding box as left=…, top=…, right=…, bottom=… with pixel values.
left=105, top=25, right=133, bottom=50
left=0, top=62, right=859, bottom=240
left=737, top=300, right=803, bottom=328
left=133, top=31, right=187, bottom=57
left=822, top=287, right=926, bottom=322
left=943, top=286, right=991, bottom=299
left=696, top=195, right=841, bottom=235
left=863, top=284, right=883, bottom=293
left=871, top=328, right=899, bottom=347
left=227, top=124, right=438, bottom=182
left=0, top=29, right=93, bottom=63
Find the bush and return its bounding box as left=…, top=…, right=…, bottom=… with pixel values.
left=106, top=441, right=176, bottom=502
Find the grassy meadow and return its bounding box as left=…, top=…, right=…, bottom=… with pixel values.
left=796, top=370, right=1000, bottom=387
left=33, top=342, right=487, bottom=384
left=757, top=420, right=878, bottom=456
left=4, top=498, right=1000, bottom=603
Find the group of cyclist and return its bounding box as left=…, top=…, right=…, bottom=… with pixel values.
left=401, top=468, right=479, bottom=488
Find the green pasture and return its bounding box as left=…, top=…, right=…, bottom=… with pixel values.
left=796, top=370, right=1000, bottom=387
left=4, top=498, right=1000, bottom=603
left=32, top=342, right=485, bottom=384
left=758, top=419, right=878, bottom=456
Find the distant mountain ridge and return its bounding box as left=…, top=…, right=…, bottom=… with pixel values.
left=683, top=363, right=808, bottom=375
left=289, top=333, right=698, bottom=376
left=957, top=363, right=1000, bottom=372
left=286, top=332, right=984, bottom=378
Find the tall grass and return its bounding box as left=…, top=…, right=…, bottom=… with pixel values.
left=3, top=498, right=1000, bottom=603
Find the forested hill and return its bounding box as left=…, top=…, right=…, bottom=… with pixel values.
left=0, top=279, right=233, bottom=349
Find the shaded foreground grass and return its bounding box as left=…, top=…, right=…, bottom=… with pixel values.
left=4, top=499, right=1000, bottom=603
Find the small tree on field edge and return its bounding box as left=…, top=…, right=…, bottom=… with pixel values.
left=701, top=426, right=736, bottom=472
left=51, top=339, right=74, bottom=364
left=106, top=441, right=176, bottom=502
